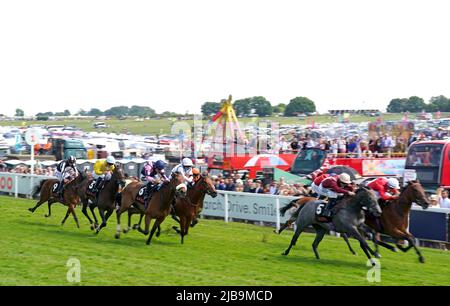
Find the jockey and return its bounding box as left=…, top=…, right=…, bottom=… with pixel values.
left=55, top=155, right=78, bottom=197
left=367, top=177, right=400, bottom=203
left=192, top=167, right=201, bottom=183
left=171, top=157, right=194, bottom=185
left=141, top=160, right=169, bottom=200
left=92, top=156, right=116, bottom=194
left=318, top=173, right=356, bottom=218
left=310, top=172, right=337, bottom=197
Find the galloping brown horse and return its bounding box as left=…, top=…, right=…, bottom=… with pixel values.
left=76, top=165, right=124, bottom=234
left=172, top=174, right=217, bottom=243
left=114, top=178, right=148, bottom=239
left=137, top=173, right=186, bottom=245
left=364, top=180, right=430, bottom=263
left=28, top=171, right=89, bottom=228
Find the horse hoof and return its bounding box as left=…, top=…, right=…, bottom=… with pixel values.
left=156, top=232, right=160, bottom=238
left=146, top=241, right=150, bottom=245
left=282, top=251, right=288, bottom=256
left=392, top=248, right=399, bottom=253
left=132, top=224, right=139, bottom=230
left=45, top=214, right=50, bottom=218
left=114, top=233, right=120, bottom=239
left=375, top=253, right=382, bottom=259
left=90, top=224, right=95, bottom=231
left=123, top=229, right=129, bottom=234
left=419, top=256, right=425, bottom=263
left=273, top=229, right=279, bottom=234
left=28, top=208, right=34, bottom=213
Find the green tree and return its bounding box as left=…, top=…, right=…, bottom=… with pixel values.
left=233, top=98, right=252, bottom=116
left=87, top=108, right=104, bottom=116
left=201, top=102, right=221, bottom=116
left=405, top=96, right=426, bottom=112
left=76, top=109, right=88, bottom=116
left=284, top=97, right=316, bottom=116
left=64, top=109, right=71, bottom=116
left=272, top=103, right=286, bottom=114
left=249, top=96, right=273, bottom=117
left=129, top=105, right=156, bottom=117
left=387, top=98, right=407, bottom=113
left=36, top=111, right=54, bottom=116
left=428, top=95, right=450, bottom=112
left=15, top=109, right=24, bottom=117
left=104, top=106, right=130, bottom=117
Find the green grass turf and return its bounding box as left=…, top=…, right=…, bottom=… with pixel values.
left=0, top=113, right=427, bottom=135
left=0, top=195, right=449, bottom=286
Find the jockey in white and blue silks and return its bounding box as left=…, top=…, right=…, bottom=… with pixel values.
left=170, top=157, right=194, bottom=186
left=141, top=160, right=169, bottom=199
left=55, top=156, right=79, bottom=197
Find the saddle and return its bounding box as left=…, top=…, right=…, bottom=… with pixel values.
left=313, top=200, right=331, bottom=223
left=135, top=185, right=148, bottom=205
left=86, top=180, right=98, bottom=197
left=51, top=181, right=64, bottom=199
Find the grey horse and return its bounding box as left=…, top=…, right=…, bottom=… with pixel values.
left=282, top=187, right=382, bottom=266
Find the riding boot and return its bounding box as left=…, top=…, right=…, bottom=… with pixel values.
left=57, top=181, right=64, bottom=198
left=94, top=178, right=103, bottom=195
left=322, top=198, right=338, bottom=218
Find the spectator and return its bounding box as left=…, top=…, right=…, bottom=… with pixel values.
left=437, top=188, right=450, bottom=208
left=253, top=181, right=264, bottom=194
left=224, top=178, right=236, bottom=191
left=269, top=182, right=278, bottom=195
left=290, top=138, right=300, bottom=153
left=429, top=195, right=439, bottom=207
left=243, top=179, right=254, bottom=192
left=380, top=133, right=394, bottom=156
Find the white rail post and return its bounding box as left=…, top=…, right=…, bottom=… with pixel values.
left=14, top=174, right=18, bottom=198
left=29, top=175, right=34, bottom=199
left=224, top=192, right=229, bottom=223
left=276, top=198, right=280, bottom=232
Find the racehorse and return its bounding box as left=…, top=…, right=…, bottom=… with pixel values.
left=28, top=171, right=88, bottom=228
left=114, top=178, right=149, bottom=239
left=364, top=180, right=430, bottom=263
left=85, top=166, right=125, bottom=234
left=137, top=173, right=187, bottom=245
left=282, top=187, right=382, bottom=265
left=275, top=196, right=317, bottom=234
left=172, top=174, right=217, bottom=243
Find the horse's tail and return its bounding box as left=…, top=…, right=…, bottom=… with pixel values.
left=280, top=199, right=299, bottom=217
left=32, top=179, right=46, bottom=198
left=291, top=201, right=308, bottom=220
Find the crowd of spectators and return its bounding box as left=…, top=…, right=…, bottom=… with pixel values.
left=0, top=160, right=56, bottom=176
left=270, top=128, right=449, bottom=158
left=210, top=172, right=309, bottom=197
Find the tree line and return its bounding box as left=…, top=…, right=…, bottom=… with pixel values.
left=201, top=96, right=317, bottom=117
left=387, top=95, right=450, bottom=113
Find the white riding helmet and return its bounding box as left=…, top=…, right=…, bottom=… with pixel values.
left=338, top=173, right=352, bottom=184
left=106, top=156, right=116, bottom=164
left=387, top=177, right=400, bottom=189
left=182, top=158, right=193, bottom=167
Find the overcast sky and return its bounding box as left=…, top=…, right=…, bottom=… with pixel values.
left=1, top=0, right=449, bottom=116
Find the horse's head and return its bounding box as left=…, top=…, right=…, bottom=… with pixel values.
left=356, top=186, right=382, bottom=217
left=402, top=180, right=430, bottom=209
left=170, top=172, right=187, bottom=198
left=113, top=164, right=126, bottom=188
left=196, top=174, right=218, bottom=198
